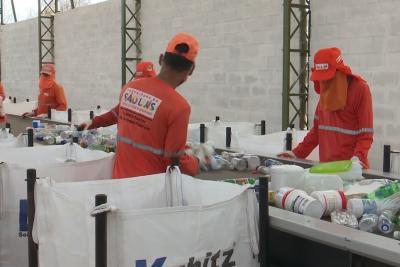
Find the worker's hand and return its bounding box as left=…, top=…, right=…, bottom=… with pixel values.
left=21, top=111, right=35, bottom=118
left=36, top=113, right=47, bottom=118
left=77, top=120, right=93, bottom=131
left=277, top=150, right=296, bottom=158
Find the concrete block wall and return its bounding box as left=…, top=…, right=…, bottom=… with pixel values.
left=0, top=18, right=39, bottom=104
left=311, top=0, right=400, bottom=170
left=141, top=0, right=284, bottom=132
left=55, top=0, right=121, bottom=110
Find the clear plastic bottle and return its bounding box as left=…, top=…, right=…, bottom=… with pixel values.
left=378, top=210, right=395, bottom=234
left=368, top=181, right=400, bottom=200
left=65, top=142, right=77, bottom=162
left=231, top=157, right=247, bottom=171
left=358, top=214, right=379, bottom=232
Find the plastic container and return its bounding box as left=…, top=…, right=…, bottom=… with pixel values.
left=310, top=190, right=347, bottom=217
left=347, top=198, right=378, bottom=218
left=358, top=214, right=379, bottom=232
left=231, top=157, right=247, bottom=171
left=368, top=181, right=400, bottom=200
left=275, top=187, right=324, bottom=218
left=303, top=171, right=343, bottom=194
left=378, top=210, right=395, bottom=234
left=242, top=155, right=260, bottom=171
left=270, top=165, right=305, bottom=191
left=310, top=159, right=363, bottom=182
left=331, top=210, right=359, bottom=229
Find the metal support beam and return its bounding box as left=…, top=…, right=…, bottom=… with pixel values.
left=1, top=0, right=4, bottom=25
left=38, top=0, right=58, bottom=72
left=282, top=0, right=311, bottom=130
left=121, top=0, right=142, bottom=86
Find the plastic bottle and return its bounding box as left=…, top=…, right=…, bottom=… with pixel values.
left=378, top=210, right=395, bottom=234
left=231, top=157, right=247, bottom=171
left=65, top=142, right=77, bottom=162
left=284, top=127, right=293, bottom=151
left=347, top=198, right=378, bottom=218
left=44, top=135, right=56, bottom=145
left=368, top=181, right=400, bottom=200
left=358, top=214, right=379, bottom=232
left=310, top=190, right=347, bottom=217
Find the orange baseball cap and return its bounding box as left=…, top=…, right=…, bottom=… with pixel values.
left=135, top=61, right=156, bottom=79
left=40, top=64, right=55, bottom=75
left=166, top=32, right=199, bottom=63
left=311, top=47, right=349, bottom=81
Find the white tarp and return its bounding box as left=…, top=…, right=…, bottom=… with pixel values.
left=34, top=170, right=259, bottom=267
left=4, top=101, right=37, bottom=116
left=188, top=122, right=259, bottom=148
left=0, top=144, right=114, bottom=267
left=236, top=130, right=319, bottom=161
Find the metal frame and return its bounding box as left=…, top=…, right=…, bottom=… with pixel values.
left=121, top=0, right=142, bottom=86
left=38, top=0, right=59, bottom=72
left=282, top=0, right=311, bottom=130
left=0, top=0, right=17, bottom=24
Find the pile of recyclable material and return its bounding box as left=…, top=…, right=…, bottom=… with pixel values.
left=32, top=121, right=115, bottom=152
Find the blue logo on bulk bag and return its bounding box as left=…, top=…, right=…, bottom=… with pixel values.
left=19, top=199, right=28, bottom=236
left=136, top=257, right=166, bottom=267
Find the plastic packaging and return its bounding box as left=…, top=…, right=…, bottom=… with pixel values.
left=231, top=157, right=247, bottom=171
left=368, top=181, right=400, bottom=200
left=242, top=155, right=260, bottom=171
left=0, top=128, right=8, bottom=139
left=331, top=210, right=358, bottom=229
left=275, top=187, right=324, bottom=218
left=378, top=210, right=395, bottom=234
left=270, top=165, right=305, bottom=191
left=310, top=159, right=363, bottom=182
left=393, top=231, right=400, bottom=240
left=347, top=198, right=378, bottom=218
left=310, top=190, right=347, bottom=217
left=358, top=214, right=379, bottom=232
left=303, top=171, right=343, bottom=194
left=65, top=142, right=77, bottom=162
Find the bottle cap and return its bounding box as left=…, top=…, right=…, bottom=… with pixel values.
left=393, top=231, right=400, bottom=240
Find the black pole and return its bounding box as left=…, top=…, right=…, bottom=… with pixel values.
left=383, top=145, right=391, bottom=172
left=26, top=98, right=30, bottom=102
left=215, top=116, right=220, bottom=122
left=95, top=194, right=107, bottom=267
left=27, top=169, right=38, bottom=267
left=68, top=108, right=72, bottom=123
left=73, top=136, right=79, bottom=144
left=285, top=131, right=292, bottom=151
left=261, top=120, right=266, bottom=135
left=90, top=110, right=94, bottom=120
left=13, top=97, right=16, bottom=103
left=5, top=122, right=11, bottom=134
left=200, top=123, right=206, bottom=143
left=97, top=105, right=101, bottom=110
left=27, top=128, right=34, bottom=147
left=8, top=96, right=12, bottom=101
left=226, top=127, right=231, bottom=148
left=258, top=177, right=269, bottom=267
left=47, top=107, right=51, bottom=119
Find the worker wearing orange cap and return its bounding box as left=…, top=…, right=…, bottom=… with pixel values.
left=0, top=83, right=6, bottom=123
left=279, top=47, right=374, bottom=168
left=79, top=61, right=157, bottom=130
left=113, top=33, right=199, bottom=178
left=22, top=64, right=67, bottom=117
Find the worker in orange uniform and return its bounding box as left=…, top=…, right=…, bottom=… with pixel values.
left=279, top=47, right=373, bottom=168
left=0, top=83, right=6, bottom=123
left=22, top=64, right=67, bottom=117
left=90, top=33, right=199, bottom=178
left=79, top=61, right=157, bottom=130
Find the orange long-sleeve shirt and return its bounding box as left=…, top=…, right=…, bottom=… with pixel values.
left=293, top=76, right=373, bottom=168
left=34, top=81, right=67, bottom=115
left=0, top=83, right=6, bottom=123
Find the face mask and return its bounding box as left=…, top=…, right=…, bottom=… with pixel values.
left=319, top=71, right=348, bottom=112
left=39, top=75, right=54, bottom=90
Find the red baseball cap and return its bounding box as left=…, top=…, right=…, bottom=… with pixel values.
left=166, top=32, right=199, bottom=63
left=311, top=47, right=349, bottom=81
left=135, top=61, right=156, bottom=79
left=40, top=64, right=55, bottom=75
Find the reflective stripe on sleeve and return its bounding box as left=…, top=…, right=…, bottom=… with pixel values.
left=318, top=125, right=374, bottom=135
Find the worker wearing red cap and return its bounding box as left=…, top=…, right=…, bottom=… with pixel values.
left=79, top=61, right=157, bottom=130
left=22, top=64, right=67, bottom=117
left=0, top=83, right=6, bottom=123
left=99, top=33, right=199, bottom=178
left=279, top=47, right=373, bottom=168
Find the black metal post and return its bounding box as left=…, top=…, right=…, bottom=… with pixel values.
left=95, top=194, right=107, bottom=267
left=72, top=136, right=79, bottom=144
left=383, top=145, right=391, bottom=172
left=285, top=131, right=292, bottom=151
left=90, top=110, right=94, bottom=120
left=215, top=116, right=220, bottom=122
left=26, top=98, right=30, bottom=102
left=8, top=96, right=12, bottom=101
left=47, top=107, right=51, bottom=119
left=27, top=169, right=38, bottom=267
left=68, top=108, right=72, bottom=123
left=200, top=123, right=206, bottom=143
left=226, top=127, right=231, bottom=148
left=261, top=120, right=266, bottom=135
left=13, top=97, right=16, bottom=103
left=258, top=176, right=269, bottom=267
left=27, top=128, right=34, bottom=147
left=97, top=105, right=101, bottom=110
left=5, top=122, right=11, bottom=134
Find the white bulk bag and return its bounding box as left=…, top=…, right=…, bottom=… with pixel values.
left=4, top=101, right=37, bottom=116
left=35, top=170, right=259, bottom=267
left=0, top=144, right=114, bottom=267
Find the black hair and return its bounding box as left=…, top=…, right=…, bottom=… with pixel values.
left=164, top=43, right=193, bottom=72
